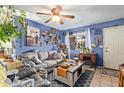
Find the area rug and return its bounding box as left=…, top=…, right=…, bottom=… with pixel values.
left=47, top=70, right=95, bottom=87
left=101, top=68, right=119, bottom=77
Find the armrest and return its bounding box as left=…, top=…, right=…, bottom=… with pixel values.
left=12, top=79, right=35, bottom=87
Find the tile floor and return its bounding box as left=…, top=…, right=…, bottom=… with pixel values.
left=86, top=67, right=119, bottom=87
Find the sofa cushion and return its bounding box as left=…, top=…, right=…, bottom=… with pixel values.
left=31, top=56, right=43, bottom=64
left=47, top=50, right=57, bottom=60
left=29, top=74, right=47, bottom=87
left=34, top=79, right=50, bottom=87
left=43, top=60, right=57, bottom=67
left=22, top=58, right=36, bottom=67
left=53, top=53, right=63, bottom=59
left=47, top=53, right=54, bottom=60
left=38, top=51, right=48, bottom=61
left=17, top=67, right=37, bottom=79
left=54, top=59, right=63, bottom=64
left=29, top=74, right=43, bottom=81
left=34, top=63, right=48, bottom=69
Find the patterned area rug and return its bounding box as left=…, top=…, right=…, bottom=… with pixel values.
left=101, top=68, right=119, bottom=77
left=47, top=70, right=95, bottom=87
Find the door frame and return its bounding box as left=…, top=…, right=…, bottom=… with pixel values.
left=103, top=28, right=108, bottom=68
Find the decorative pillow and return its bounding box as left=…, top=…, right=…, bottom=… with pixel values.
left=53, top=53, right=63, bottom=59
left=47, top=53, right=54, bottom=60
left=38, top=51, right=48, bottom=61
left=17, top=67, right=37, bottom=79
left=22, top=59, right=36, bottom=67
left=31, top=56, right=42, bottom=65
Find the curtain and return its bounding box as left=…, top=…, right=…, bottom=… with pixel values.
left=85, top=28, right=91, bottom=49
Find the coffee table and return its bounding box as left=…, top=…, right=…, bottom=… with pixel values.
left=53, top=60, right=85, bottom=87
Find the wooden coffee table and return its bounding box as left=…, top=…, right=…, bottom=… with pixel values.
left=53, top=61, right=85, bottom=87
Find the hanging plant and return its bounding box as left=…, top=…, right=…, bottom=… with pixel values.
left=0, top=5, right=27, bottom=48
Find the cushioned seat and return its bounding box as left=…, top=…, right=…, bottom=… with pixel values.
left=43, top=60, right=57, bottom=68
left=34, top=63, right=48, bottom=69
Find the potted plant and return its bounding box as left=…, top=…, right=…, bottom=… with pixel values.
left=0, top=5, right=26, bottom=58
left=83, top=47, right=91, bottom=54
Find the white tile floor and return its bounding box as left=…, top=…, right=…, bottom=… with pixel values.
left=86, top=67, right=119, bottom=87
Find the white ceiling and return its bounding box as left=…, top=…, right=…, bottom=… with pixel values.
left=14, top=5, right=124, bottom=30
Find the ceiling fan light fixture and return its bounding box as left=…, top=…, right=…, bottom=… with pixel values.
left=52, top=15, right=60, bottom=23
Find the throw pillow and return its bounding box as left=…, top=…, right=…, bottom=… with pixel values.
left=17, top=67, right=37, bottom=79
left=31, top=56, right=42, bottom=65
left=53, top=53, right=63, bottom=59
left=22, top=58, right=36, bottom=67
left=38, top=51, right=48, bottom=61
left=47, top=53, right=54, bottom=60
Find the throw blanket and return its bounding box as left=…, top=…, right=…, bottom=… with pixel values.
left=57, top=67, right=68, bottom=78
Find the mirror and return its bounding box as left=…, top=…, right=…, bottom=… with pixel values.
left=70, top=33, right=86, bottom=51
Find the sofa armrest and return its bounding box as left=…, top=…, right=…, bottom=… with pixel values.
left=12, top=79, right=35, bottom=87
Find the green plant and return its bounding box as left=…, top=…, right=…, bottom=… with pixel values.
left=0, top=5, right=26, bottom=47
left=83, top=47, right=91, bottom=54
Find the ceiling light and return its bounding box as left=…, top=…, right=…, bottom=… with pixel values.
left=52, top=15, right=60, bottom=23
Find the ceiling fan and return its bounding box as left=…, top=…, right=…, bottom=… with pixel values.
left=36, top=5, right=75, bottom=24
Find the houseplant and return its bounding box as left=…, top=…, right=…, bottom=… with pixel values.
left=0, top=6, right=26, bottom=59
left=0, top=5, right=26, bottom=48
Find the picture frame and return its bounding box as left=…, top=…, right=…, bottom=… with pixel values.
left=26, top=26, right=40, bottom=46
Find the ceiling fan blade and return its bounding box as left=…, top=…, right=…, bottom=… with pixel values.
left=36, top=12, right=51, bottom=15
left=59, top=19, right=64, bottom=24
left=45, top=18, right=52, bottom=23
left=61, top=15, right=75, bottom=19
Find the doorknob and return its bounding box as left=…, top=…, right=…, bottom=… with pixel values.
left=105, top=50, right=108, bottom=52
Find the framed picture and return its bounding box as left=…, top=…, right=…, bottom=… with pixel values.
left=27, top=26, right=40, bottom=37
left=26, top=36, right=38, bottom=46
left=26, top=26, right=40, bottom=46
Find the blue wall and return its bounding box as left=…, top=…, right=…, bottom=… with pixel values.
left=15, top=19, right=64, bottom=55
left=64, top=18, right=124, bottom=66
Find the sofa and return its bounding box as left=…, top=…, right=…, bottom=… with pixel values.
left=16, top=66, right=50, bottom=87
left=20, top=50, right=64, bottom=73
left=0, top=59, right=50, bottom=87
left=17, top=50, right=65, bottom=87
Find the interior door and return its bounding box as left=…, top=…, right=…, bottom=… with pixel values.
left=103, top=27, right=115, bottom=69
left=104, top=26, right=124, bottom=70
